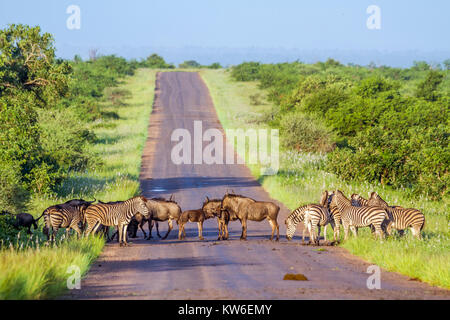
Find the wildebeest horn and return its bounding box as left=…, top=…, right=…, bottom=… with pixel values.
left=205, top=196, right=210, bottom=202
left=88, top=198, right=96, bottom=204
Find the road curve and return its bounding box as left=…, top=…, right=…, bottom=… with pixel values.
left=68, top=72, right=449, bottom=300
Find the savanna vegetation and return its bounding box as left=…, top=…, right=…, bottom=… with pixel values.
left=230, top=60, right=449, bottom=200
left=201, top=64, right=449, bottom=289
left=0, top=24, right=156, bottom=299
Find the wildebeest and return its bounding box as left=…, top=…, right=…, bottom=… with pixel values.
left=3, top=213, right=39, bottom=234
left=202, top=197, right=229, bottom=240
left=178, top=201, right=216, bottom=240
left=145, top=197, right=181, bottom=240
left=38, top=198, right=95, bottom=241
left=220, top=193, right=280, bottom=241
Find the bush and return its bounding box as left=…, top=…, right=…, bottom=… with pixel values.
left=249, top=93, right=264, bottom=106
left=179, top=60, right=201, bottom=68
left=207, top=62, right=222, bottom=69
left=0, top=163, right=28, bottom=213
left=141, top=54, right=175, bottom=69
left=230, top=62, right=261, bottom=81
left=280, top=112, right=335, bottom=152
left=230, top=60, right=449, bottom=199
left=0, top=214, right=26, bottom=245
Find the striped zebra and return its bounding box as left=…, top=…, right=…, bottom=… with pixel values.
left=84, top=196, right=150, bottom=246
left=285, top=204, right=330, bottom=245
left=368, top=192, right=425, bottom=239
left=320, top=191, right=341, bottom=242
left=350, top=193, right=369, bottom=207
left=39, top=199, right=94, bottom=242
left=331, top=190, right=388, bottom=240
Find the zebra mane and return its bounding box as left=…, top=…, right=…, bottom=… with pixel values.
left=335, top=190, right=350, bottom=203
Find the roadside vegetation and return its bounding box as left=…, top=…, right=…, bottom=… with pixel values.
left=200, top=67, right=450, bottom=289
left=0, top=24, right=156, bottom=299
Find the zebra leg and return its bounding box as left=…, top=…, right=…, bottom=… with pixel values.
left=123, top=224, right=130, bottom=246
left=71, top=224, right=82, bottom=239
left=350, top=226, right=358, bottom=238
left=335, top=218, right=341, bottom=242
left=162, top=219, right=173, bottom=240
left=411, top=226, right=421, bottom=239
left=302, top=223, right=307, bottom=244
left=118, top=224, right=124, bottom=246
left=305, top=221, right=314, bottom=244
left=342, top=222, right=349, bottom=241
left=317, top=225, right=322, bottom=244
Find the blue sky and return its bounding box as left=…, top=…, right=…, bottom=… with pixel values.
left=1, top=1, right=449, bottom=65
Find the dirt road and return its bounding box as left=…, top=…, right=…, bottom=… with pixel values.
left=68, top=72, right=449, bottom=299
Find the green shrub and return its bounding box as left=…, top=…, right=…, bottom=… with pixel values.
left=280, top=112, right=335, bottom=152
left=141, top=53, right=175, bottom=69
left=0, top=163, right=28, bottom=213
left=0, top=215, right=26, bottom=245
left=230, top=62, right=261, bottom=81
left=179, top=60, right=201, bottom=68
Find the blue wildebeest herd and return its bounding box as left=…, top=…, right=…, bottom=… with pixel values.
left=2, top=189, right=425, bottom=246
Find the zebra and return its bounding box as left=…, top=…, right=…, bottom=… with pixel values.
left=350, top=193, right=369, bottom=207
left=320, top=191, right=341, bottom=242
left=285, top=204, right=330, bottom=245
left=39, top=199, right=95, bottom=242
left=368, top=192, right=425, bottom=239
left=331, top=190, right=388, bottom=240
left=84, top=196, right=150, bottom=246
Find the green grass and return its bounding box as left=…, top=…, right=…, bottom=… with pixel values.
left=0, top=236, right=104, bottom=299
left=200, top=68, right=450, bottom=289
left=0, top=68, right=156, bottom=299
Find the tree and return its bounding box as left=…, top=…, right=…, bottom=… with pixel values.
left=0, top=24, right=71, bottom=107
left=443, top=59, right=450, bottom=70
left=415, top=70, right=444, bottom=101
left=412, top=61, right=430, bottom=71
left=179, top=60, right=201, bottom=68
left=143, top=53, right=174, bottom=69
left=0, top=24, right=71, bottom=208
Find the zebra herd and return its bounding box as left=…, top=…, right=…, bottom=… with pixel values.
left=285, top=190, right=426, bottom=245
left=35, top=189, right=425, bottom=247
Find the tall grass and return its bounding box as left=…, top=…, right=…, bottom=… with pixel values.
left=0, top=236, right=104, bottom=300
left=200, top=68, right=450, bottom=289
left=0, top=68, right=156, bottom=299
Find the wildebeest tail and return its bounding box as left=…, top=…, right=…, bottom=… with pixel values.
left=35, top=210, right=46, bottom=222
